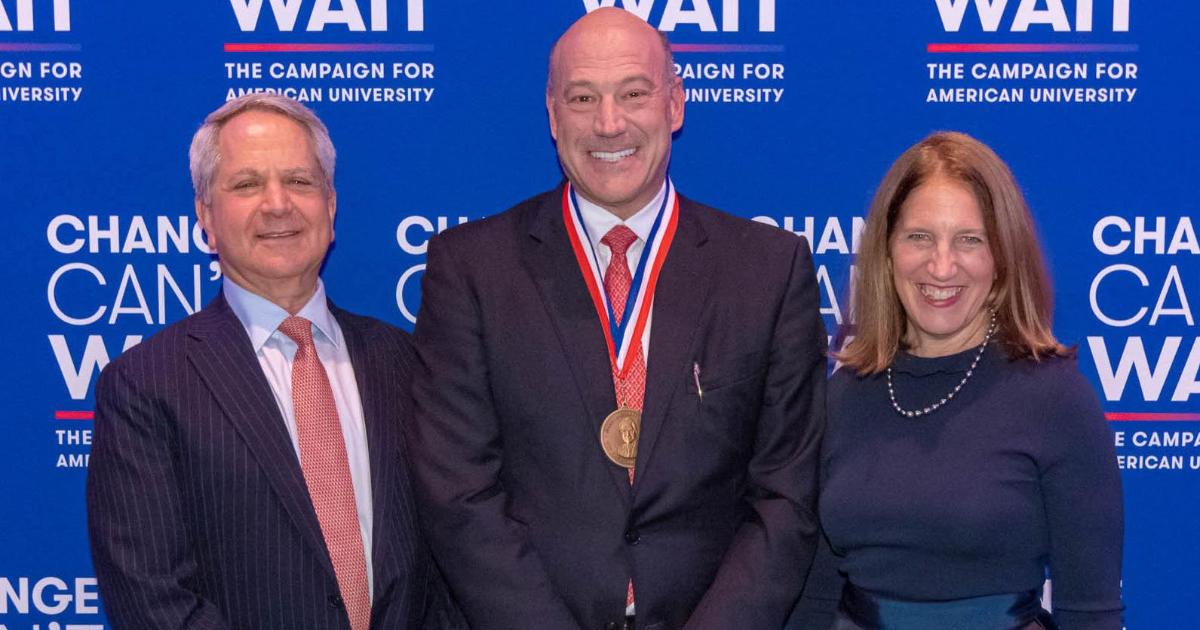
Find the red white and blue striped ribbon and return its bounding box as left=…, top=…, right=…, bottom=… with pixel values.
left=562, top=178, right=679, bottom=378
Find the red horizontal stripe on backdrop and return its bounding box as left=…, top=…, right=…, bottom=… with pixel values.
left=224, top=43, right=433, bottom=53
left=670, top=44, right=785, bottom=53
left=927, top=43, right=1138, bottom=53
left=55, top=410, right=94, bottom=420
left=1106, top=412, right=1200, bottom=422
left=0, top=43, right=81, bottom=52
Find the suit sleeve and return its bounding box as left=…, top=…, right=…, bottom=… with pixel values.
left=685, top=238, right=827, bottom=629
left=788, top=530, right=843, bottom=629
left=86, top=358, right=232, bottom=630
left=791, top=404, right=843, bottom=630
left=419, top=560, right=471, bottom=630
left=408, top=233, right=582, bottom=630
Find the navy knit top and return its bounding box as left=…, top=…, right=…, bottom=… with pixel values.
left=803, top=343, right=1123, bottom=629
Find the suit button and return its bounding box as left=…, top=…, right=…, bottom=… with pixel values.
left=624, top=529, right=640, bottom=545
left=606, top=623, right=620, bottom=630
left=328, top=594, right=344, bottom=609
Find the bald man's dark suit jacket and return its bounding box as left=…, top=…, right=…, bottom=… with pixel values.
left=87, top=294, right=457, bottom=629
left=409, top=185, right=827, bottom=630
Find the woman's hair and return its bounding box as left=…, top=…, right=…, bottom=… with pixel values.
left=837, top=131, right=1068, bottom=374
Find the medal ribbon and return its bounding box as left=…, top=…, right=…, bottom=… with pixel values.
left=562, top=178, right=679, bottom=378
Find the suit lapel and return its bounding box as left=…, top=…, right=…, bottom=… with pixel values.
left=635, top=197, right=714, bottom=488
left=335, top=308, right=411, bottom=593
left=522, top=185, right=632, bottom=504
left=185, top=294, right=336, bottom=579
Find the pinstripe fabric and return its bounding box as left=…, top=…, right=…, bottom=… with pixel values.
left=86, top=294, right=456, bottom=630
left=280, top=316, right=371, bottom=630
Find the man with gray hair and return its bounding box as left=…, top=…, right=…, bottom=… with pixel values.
left=87, top=93, right=457, bottom=629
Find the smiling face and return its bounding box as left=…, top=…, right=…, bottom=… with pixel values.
left=547, top=9, right=683, bottom=219
left=889, top=178, right=995, bottom=357
left=195, top=109, right=335, bottom=312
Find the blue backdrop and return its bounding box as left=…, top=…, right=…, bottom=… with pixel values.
left=1, top=1, right=1195, bottom=627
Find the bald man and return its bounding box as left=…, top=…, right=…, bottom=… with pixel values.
left=408, top=9, right=826, bottom=629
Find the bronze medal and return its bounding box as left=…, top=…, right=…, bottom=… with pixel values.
left=599, top=407, right=641, bottom=469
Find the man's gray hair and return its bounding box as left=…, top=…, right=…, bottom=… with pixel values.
left=546, top=27, right=677, bottom=94
left=189, top=93, right=336, bottom=204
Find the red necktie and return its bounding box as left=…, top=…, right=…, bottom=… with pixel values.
left=600, top=225, right=644, bottom=611
left=279, top=316, right=371, bottom=630
left=601, top=225, right=647, bottom=414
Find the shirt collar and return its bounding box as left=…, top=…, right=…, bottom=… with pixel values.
left=575, top=179, right=668, bottom=254
left=223, top=277, right=341, bottom=352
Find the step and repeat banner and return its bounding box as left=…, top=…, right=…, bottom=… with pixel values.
left=1, top=1, right=1195, bottom=628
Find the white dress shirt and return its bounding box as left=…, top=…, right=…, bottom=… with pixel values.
left=575, top=180, right=668, bottom=358
left=223, top=277, right=375, bottom=598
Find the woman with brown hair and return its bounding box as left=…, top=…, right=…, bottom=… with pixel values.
left=794, top=132, right=1123, bottom=629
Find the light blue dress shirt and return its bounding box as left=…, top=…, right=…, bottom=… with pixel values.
left=223, top=277, right=375, bottom=598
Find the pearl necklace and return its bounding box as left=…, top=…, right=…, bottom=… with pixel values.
left=887, top=311, right=998, bottom=418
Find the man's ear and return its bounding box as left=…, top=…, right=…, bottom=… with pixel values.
left=327, top=187, right=337, bottom=240
left=195, top=197, right=218, bottom=253
left=669, top=76, right=685, bottom=133
left=546, top=92, right=559, bottom=142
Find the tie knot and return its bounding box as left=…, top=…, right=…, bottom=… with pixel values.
left=601, top=225, right=638, bottom=257
left=278, top=315, right=314, bottom=348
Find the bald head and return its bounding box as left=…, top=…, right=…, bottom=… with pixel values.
left=543, top=7, right=685, bottom=220
left=547, top=8, right=676, bottom=94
